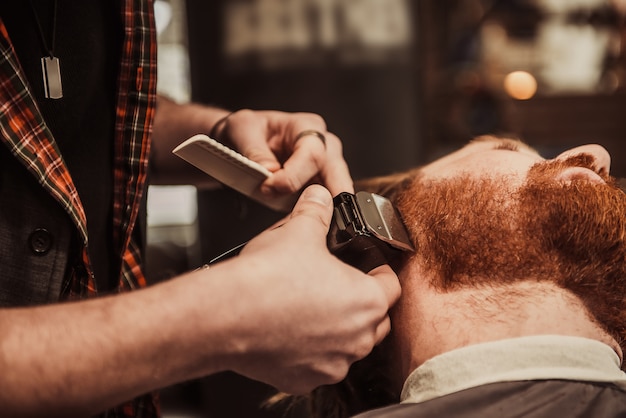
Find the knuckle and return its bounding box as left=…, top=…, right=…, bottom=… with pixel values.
left=232, top=108, right=254, bottom=121
left=326, top=132, right=344, bottom=150
left=324, top=361, right=350, bottom=385
left=309, top=113, right=326, bottom=127
left=353, top=336, right=376, bottom=360
left=296, top=112, right=326, bottom=130
left=367, top=280, right=393, bottom=309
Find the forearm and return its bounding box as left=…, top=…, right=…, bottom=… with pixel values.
left=150, top=95, right=231, bottom=186
left=0, top=267, right=246, bottom=416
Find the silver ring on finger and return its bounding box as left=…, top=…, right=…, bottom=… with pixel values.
left=293, top=130, right=326, bottom=149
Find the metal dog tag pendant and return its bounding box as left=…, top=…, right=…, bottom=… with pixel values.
left=41, top=56, right=63, bottom=99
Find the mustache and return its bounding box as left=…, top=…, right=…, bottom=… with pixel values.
left=561, top=154, right=608, bottom=177
left=531, top=154, right=622, bottom=189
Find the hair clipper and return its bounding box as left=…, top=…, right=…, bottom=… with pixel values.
left=327, top=191, right=414, bottom=272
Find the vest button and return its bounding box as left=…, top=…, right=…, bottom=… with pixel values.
left=29, top=228, right=53, bottom=255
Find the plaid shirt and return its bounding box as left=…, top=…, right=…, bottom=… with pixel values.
left=0, top=1, right=158, bottom=416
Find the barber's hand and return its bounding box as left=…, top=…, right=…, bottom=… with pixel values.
left=215, top=109, right=353, bottom=196
left=222, top=185, right=401, bottom=394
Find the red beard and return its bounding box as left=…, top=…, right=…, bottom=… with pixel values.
left=394, top=154, right=626, bottom=345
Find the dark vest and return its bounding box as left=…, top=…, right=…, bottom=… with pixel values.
left=0, top=1, right=122, bottom=298
left=0, top=145, right=73, bottom=306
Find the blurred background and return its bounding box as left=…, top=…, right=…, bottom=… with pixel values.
left=146, top=0, right=626, bottom=416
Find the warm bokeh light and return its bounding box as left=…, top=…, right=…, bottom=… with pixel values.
left=503, top=71, right=538, bottom=100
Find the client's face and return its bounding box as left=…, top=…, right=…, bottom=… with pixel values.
left=395, top=136, right=617, bottom=287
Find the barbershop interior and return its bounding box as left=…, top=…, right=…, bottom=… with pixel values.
left=147, top=0, right=626, bottom=416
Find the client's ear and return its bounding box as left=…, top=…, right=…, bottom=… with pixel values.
left=554, top=166, right=605, bottom=185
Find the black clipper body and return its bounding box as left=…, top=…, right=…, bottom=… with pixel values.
left=328, top=191, right=414, bottom=272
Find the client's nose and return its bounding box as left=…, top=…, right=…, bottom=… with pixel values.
left=556, top=144, right=611, bottom=176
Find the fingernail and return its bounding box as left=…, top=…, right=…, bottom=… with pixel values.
left=300, top=186, right=331, bottom=206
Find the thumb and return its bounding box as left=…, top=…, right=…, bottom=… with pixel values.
left=288, top=185, right=334, bottom=232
